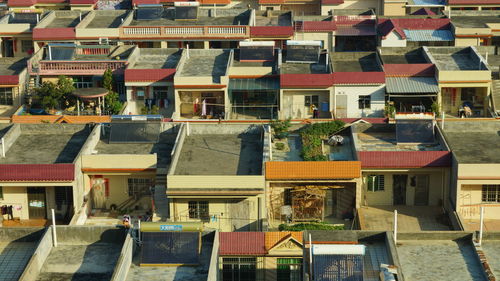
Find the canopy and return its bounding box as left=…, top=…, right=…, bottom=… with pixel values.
left=386, top=77, right=438, bottom=96
left=229, top=77, right=279, bottom=91
left=72, top=87, right=109, bottom=99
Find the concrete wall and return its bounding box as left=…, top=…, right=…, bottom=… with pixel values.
left=19, top=228, right=53, bottom=281
left=207, top=230, right=219, bottom=281
left=383, top=2, right=406, bottom=16
left=2, top=124, right=20, bottom=155
left=381, top=31, right=406, bottom=47
left=335, top=85, right=385, bottom=118
left=297, top=32, right=333, bottom=51
left=187, top=122, right=263, bottom=135
left=82, top=154, right=157, bottom=170
left=281, top=90, right=331, bottom=119
left=110, top=230, right=133, bottom=281
left=54, top=225, right=126, bottom=244
left=321, top=0, right=379, bottom=15
left=0, top=227, right=45, bottom=242
left=0, top=186, right=29, bottom=219
left=168, top=123, right=186, bottom=175
left=362, top=169, right=447, bottom=206
left=168, top=175, right=265, bottom=189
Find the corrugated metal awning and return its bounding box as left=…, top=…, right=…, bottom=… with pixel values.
left=335, top=25, right=376, bottom=36
left=229, top=77, right=279, bottom=90
left=386, top=77, right=439, bottom=94
left=403, top=29, right=454, bottom=41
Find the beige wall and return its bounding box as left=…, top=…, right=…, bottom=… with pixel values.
left=170, top=196, right=261, bottom=232
left=383, top=2, right=406, bottom=16
left=297, top=32, right=332, bottom=51
left=321, top=0, right=379, bottom=15
left=458, top=184, right=500, bottom=220
left=362, top=169, right=447, bottom=206
left=280, top=90, right=331, bottom=119
left=168, top=175, right=265, bottom=189
left=0, top=186, right=62, bottom=220
left=82, top=154, right=157, bottom=170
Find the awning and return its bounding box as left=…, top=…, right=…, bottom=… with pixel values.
left=229, top=77, right=279, bottom=91
left=335, top=25, right=376, bottom=36
left=386, top=77, right=439, bottom=95
left=403, top=30, right=454, bottom=41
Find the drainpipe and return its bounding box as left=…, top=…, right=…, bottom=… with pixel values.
left=479, top=206, right=484, bottom=246
left=309, top=233, right=313, bottom=280
left=52, top=209, right=58, bottom=247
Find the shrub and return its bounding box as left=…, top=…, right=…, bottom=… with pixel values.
left=299, top=121, right=345, bottom=161
left=279, top=222, right=344, bottom=231
left=275, top=142, right=285, bottom=150
left=270, top=118, right=291, bottom=139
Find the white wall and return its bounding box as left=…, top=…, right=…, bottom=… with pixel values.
left=335, top=85, right=385, bottom=118
left=381, top=31, right=407, bottom=47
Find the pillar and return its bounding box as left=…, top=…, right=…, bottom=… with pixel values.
left=203, top=41, right=210, bottom=49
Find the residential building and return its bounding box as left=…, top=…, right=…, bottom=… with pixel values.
left=0, top=56, right=27, bottom=117
left=446, top=0, right=500, bottom=11
left=378, top=17, right=454, bottom=47
left=0, top=11, right=38, bottom=58
left=450, top=10, right=500, bottom=47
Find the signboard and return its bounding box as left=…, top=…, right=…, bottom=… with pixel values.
left=160, top=224, right=183, bottom=231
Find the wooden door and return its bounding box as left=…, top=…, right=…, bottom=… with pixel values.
left=27, top=187, right=47, bottom=219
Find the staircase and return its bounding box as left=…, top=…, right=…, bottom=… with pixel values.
left=491, top=79, right=500, bottom=117
left=153, top=168, right=169, bottom=222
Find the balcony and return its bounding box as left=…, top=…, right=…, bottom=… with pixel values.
left=120, top=25, right=249, bottom=39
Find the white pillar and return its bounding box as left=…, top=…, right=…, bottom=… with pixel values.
left=52, top=209, right=57, bottom=247
left=479, top=206, right=484, bottom=246
left=393, top=209, right=398, bottom=244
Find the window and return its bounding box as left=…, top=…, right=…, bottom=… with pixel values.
left=482, top=185, right=500, bottom=203
left=127, top=178, right=152, bottom=196
left=188, top=201, right=209, bottom=220
left=367, top=175, right=384, bottom=192
left=461, top=88, right=475, bottom=102
left=0, top=88, right=13, bottom=105
left=21, top=40, right=33, bottom=53
left=73, top=76, right=93, bottom=89
left=304, top=95, right=319, bottom=107
left=277, top=258, right=302, bottom=281
left=222, top=257, right=258, bottom=281
left=358, top=95, right=371, bottom=109
left=0, top=186, right=3, bottom=200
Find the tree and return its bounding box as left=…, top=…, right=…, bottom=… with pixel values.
left=35, top=75, right=75, bottom=111
left=102, top=68, right=123, bottom=115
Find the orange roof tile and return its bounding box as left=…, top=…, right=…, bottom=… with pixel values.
left=265, top=231, right=303, bottom=250
left=12, top=115, right=111, bottom=124
left=265, top=161, right=361, bottom=180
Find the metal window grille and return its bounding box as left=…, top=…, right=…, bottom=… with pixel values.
left=188, top=201, right=209, bottom=220
left=222, top=257, right=258, bottom=281
left=127, top=178, right=152, bottom=196
left=482, top=185, right=500, bottom=203
left=367, top=175, right=384, bottom=192
left=277, top=258, right=303, bottom=281
left=0, top=88, right=13, bottom=105
left=358, top=95, right=371, bottom=109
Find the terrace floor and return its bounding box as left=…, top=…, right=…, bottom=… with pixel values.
left=358, top=205, right=451, bottom=231
left=432, top=54, right=480, bottom=71
left=397, top=239, right=486, bottom=281
left=46, top=17, right=81, bottom=28
left=461, top=218, right=500, bottom=232
left=481, top=240, right=500, bottom=278
left=179, top=54, right=229, bottom=78
left=0, top=242, right=37, bottom=281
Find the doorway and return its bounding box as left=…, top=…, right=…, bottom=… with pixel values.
left=393, top=175, right=407, bottom=205
left=27, top=187, right=47, bottom=219
left=414, top=175, right=430, bottom=206
left=2, top=38, right=14, bottom=57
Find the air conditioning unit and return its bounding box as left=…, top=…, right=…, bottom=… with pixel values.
left=99, top=38, right=109, bottom=45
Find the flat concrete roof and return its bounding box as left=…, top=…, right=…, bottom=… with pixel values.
left=353, top=123, right=444, bottom=152
left=0, top=57, right=27, bottom=76
left=129, top=48, right=182, bottom=69
left=397, top=239, right=486, bottom=281
left=379, top=48, right=429, bottom=64
left=427, top=47, right=486, bottom=71
left=452, top=15, right=500, bottom=28
left=281, top=53, right=330, bottom=74
left=442, top=121, right=500, bottom=163
left=125, top=233, right=214, bottom=281
left=254, top=11, right=292, bottom=26
left=482, top=240, right=500, bottom=278
left=332, top=52, right=381, bottom=72
left=174, top=134, right=263, bottom=175
left=358, top=206, right=450, bottom=231
left=45, top=45, right=134, bottom=61
left=129, top=9, right=250, bottom=27
left=46, top=17, right=81, bottom=28
left=95, top=130, right=176, bottom=168
left=178, top=49, right=230, bottom=78
left=86, top=11, right=129, bottom=28
left=0, top=124, right=91, bottom=164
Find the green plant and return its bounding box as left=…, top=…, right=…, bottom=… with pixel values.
left=384, top=102, right=396, bottom=118
left=431, top=101, right=440, bottom=116
left=270, top=118, right=291, bottom=139
left=275, top=142, right=285, bottom=150
left=103, top=68, right=123, bottom=115
left=279, top=222, right=344, bottom=231
left=299, top=121, right=345, bottom=161
left=35, top=76, right=75, bottom=111
left=140, top=106, right=149, bottom=115
left=150, top=105, right=159, bottom=115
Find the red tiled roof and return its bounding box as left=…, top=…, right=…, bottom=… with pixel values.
left=300, top=21, right=336, bottom=32
left=33, top=28, right=76, bottom=40
left=250, top=26, right=294, bottom=37
left=448, top=0, right=500, bottom=4
left=219, top=232, right=266, bottom=255
left=281, top=74, right=333, bottom=88
left=384, top=64, right=435, bottom=77
left=378, top=19, right=405, bottom=39
left=199, top=0, right=231, bottom=4
left=0, top=164, right=75, bottom=182
left=7, top=0, right=36, bottom=6
left=359, top=151, right=451, bottom=168
left=132, top=0, right=159, bottom=4
left=321, top=0, right=344, bottom=4
left=334, top=72, right=385, bottom=84
left=37, top=0, right=66, bottom=3
left=378, top=18, right=450, bottom=39
left=69, top=0, right=96, bottom=4
left=411, top=8, right=437, bottom=15
left=125, top=69, right=176, bottom=82
left=0, top=75, right=20, bottom=85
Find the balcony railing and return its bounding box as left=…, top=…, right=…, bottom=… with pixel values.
left=120, top=25, right=250, bottom=38
left=32, top=60, right=127, bottom=75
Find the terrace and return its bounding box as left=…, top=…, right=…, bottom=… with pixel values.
left=0, top=12, right=40, bottom=34
left=379, top=47, right=431, bottom=65
left=281, top=53, right=331, bottom=75
left=451, top=11, right=500, bottom=29
left=0, top=57, right=28, bottom=76
left=121, top=8, right=251, bottom=39
left=75, top=10, right=131, bottom=40
left=28, top=44, right=134, bottom=76
left=127, top=48, right=182, bottom=70
left=331, top=52, right=382, bottom=72
left=426, top=47, right=489, bottom=71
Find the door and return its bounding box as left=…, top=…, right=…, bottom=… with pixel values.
left=393, top=175, right=407, bottom=205
left=27, top=187, right=47, bottom=219
left=414, top=175, right=430, bottom=206
left=2, top=38, right=14, bottom=57
left=336, top=94, right=347, bottom=118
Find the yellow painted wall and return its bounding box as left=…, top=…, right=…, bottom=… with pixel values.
left=362, top=170, right=445, bottom=206
left=0, top=186, right=28, bottom=220
left=458, top=184, right=500, bottom=220
left=383, top=2, right=406, bottom=16
left=170, top=197, right=260, bottom=232
left=281, top=90, right=330, bottom=119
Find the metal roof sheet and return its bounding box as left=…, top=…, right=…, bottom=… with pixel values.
left=386, top=77, right=438, bottom=94
left=359, top=151, right=451, bottom=168
left=0, top=164, right=75, bottom=182
left=229, top=77, right=279, bottom=90
left=408, top=0, right=445, bottom=5
left=403, top=29, right=454, bottom=41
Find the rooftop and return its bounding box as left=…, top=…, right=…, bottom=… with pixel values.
left=129, top=8, right=250, bottom=26
left=85, top=10, right=129, bottom=28
left=174, top=133, right=263, bottom=175
left=451, top=11, right=500, bottom=28
left=331, top=52, right=382, bottom=72
left=43, top=45, right=134, bottom=61
left=43, top=11, right=89, bottom=28
left=426, top=47, right=488, bottom=71
left=442, top=120, right=500, bottom=163
left=177, top=49, right=230, bottom=79
left=254, top=10, right=292, bottom=26
left=481, top=238, right=500, bottom=278
left=378, top=47, right=429, bottom=64
left=397, top=237, right=485, bottom=281
left=1, top=12, right=39, bottom=25
left=0, top=57, right=28, bottom=76
left=353, top=123, right=444, bottom=152
left=281, top=53, right=330, bottom=74
left=128, top=48, right=182, bottom=69
left=125, top=232, right=214, bottom=281
left=0, top=124, right=91, bottom=164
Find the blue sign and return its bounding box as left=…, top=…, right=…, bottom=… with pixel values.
left=160, top=225, right=183, bottom=231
